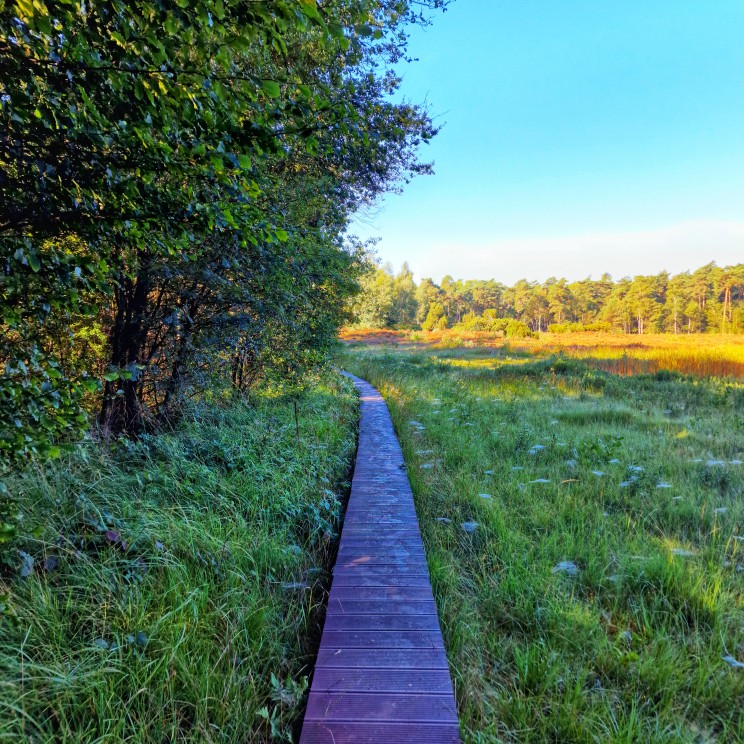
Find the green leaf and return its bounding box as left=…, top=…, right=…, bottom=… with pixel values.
left=328, top=22, right=345, bottom=39
left=261, top=80, right=281, bottom=98
left=27, top=252, right=41, bottom=272
left=355, top=24, right=373, bottom=37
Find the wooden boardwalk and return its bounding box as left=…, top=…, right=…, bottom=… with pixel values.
left=300, top=374, right=461, bottom=744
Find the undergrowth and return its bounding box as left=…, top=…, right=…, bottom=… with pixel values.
left=0, top=373, right=358, bottom=743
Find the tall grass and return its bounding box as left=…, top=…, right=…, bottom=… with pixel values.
left=0, top=374, right=358, bottom=743
left=341, top=348, right=744, bottom=742
left=341, top=329, right=744, bottom=380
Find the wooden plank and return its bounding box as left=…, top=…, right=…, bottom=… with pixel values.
left=336, top=548, right=426, bottom=562
left=333, top=573, right=431, bottom=590
left=305, top=692, right=458, bottom=723
left=337, top=536, right=422, bottom=546
left=319, top=630, right=443, bottom=649
left=336, top=558, right=427, bottom=570
left=300, top=722, right=461, bottom=744
left=330, top=575, right=433, bottom=588
left=323, top=614, right=442, bottom=632
left=311, top=667, right=455, bottom=694
left=337, top=542, right=422, bottom=553
left=328, top=586, right=434, bottom=601
left=325, top=599, right=438, bottom=615
left=315, top=646, right=449, bottom=669
left=333, top=565, right=430, bottom=578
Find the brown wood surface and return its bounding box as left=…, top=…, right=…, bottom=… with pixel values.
left=299, top=374, right=461, bottom=743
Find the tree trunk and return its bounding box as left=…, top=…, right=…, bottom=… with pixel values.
left=99, top=265, right=151, bottom=436
left=159, top=298, right=197, bottom=421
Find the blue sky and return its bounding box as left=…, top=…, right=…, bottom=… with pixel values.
left=350, top=1, right=744, bottom=284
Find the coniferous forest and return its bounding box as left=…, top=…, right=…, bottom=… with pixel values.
left=353, top=260, right=744, bottom=335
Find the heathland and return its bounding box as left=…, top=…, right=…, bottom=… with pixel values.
left=341, top=331, right=744, bottom=742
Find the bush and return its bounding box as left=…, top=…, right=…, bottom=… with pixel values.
left=451, top=315, right=535, bottom=338
left=504, top=319, right=535, bottom=338
left=547, top=321, right=613, bottom=333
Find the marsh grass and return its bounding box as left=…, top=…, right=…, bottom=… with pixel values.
left=0, top=374, right=358, bottom=743
left=341, top=329, right=744, bottom=380
left=341, top=346, right=744, bottom=743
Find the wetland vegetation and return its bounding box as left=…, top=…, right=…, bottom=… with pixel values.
left=341, top=335, right=744, bottom=742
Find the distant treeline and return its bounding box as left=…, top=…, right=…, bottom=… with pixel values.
left=352, top=261, right=744, bottom=334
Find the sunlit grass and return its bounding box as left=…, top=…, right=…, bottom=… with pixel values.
left=341, top=329, right=744, bottom=380
left=340, top=346, right=744, bottom=742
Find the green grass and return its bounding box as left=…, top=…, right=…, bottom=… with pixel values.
left=0, top=374, right=358, bottom=743
left=341, top=347, right=744, bottom=743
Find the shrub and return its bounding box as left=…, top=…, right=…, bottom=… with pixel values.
left=548, top=321, right=613, bottom=333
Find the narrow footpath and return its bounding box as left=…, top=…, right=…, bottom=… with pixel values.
left=300, top=374, right=461, bottom=744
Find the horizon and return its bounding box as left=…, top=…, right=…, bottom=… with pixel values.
left=349, top=2, right=744, bottom=283
left=375, top=250, right=743, bottom=287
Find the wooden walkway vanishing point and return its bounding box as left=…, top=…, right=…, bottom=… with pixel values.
left=300, top=374, right=461, bottom=744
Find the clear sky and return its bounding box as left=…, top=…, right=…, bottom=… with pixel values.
left=349, top=1, right=744, bottom=284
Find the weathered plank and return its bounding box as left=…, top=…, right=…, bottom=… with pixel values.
left=305, top=692, right=459, bottom=722
left=299, top=374, right=461, bottom=743
left=328, top=585, right=434, bottom=601
left=324, top=599, right=438, bottom=615
left=322, top=614, right=442, bottom=632
left=311, top=667, right=456, bottom=693
left=300, top=722, right=461, bottom=744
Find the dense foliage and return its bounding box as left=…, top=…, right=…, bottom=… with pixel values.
left=0, top=0, right=446, bottom=476
left=354, top=260, right=744, bottom=335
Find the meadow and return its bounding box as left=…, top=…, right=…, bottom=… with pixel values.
left=340, top=334, right=744, bottom=742
left=0, top=375, right=358, bottom=743
left=340, top=329, right=744, bottom=380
